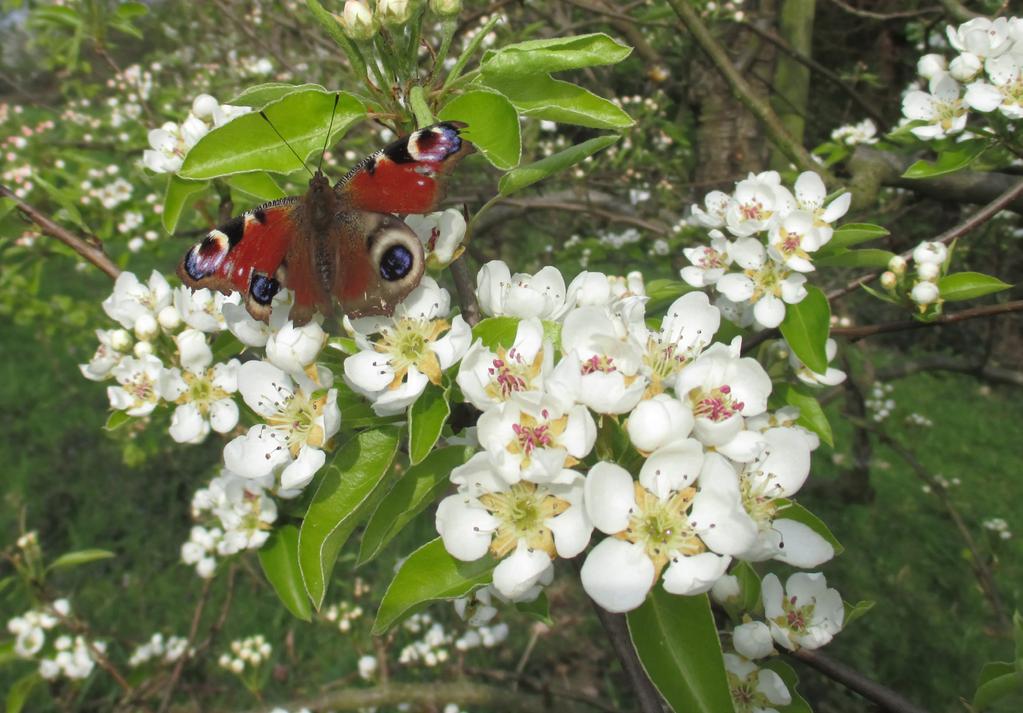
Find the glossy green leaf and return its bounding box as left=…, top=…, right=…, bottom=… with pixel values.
left=824, top=222, right=890, bottom=252
left=114, top=2, right=148, bottom=19
left=408, top=383, right=451, bottom=465
left=180, top=90, right=365, bottom=179
left=439, top=90, right=521, bottom=170
left=732, top=561, right=762, bottom=614
left=761, top=660, right=812, bottom=713
left=515, top=592, right=553, bottom=625
left=973, top=661, right=1022, bottom=710
left=226, top=171, right=287, bottom=201
left=373, top=538, right=495, bottom=634
left=937, top=272, right=1013, bottom=302
left=162, top=175, right=209, bottom=234
left=776, top=500, right=844, bottom=555
left=358, top=446, right=471, bottom=565
left=902, top=138, right=987, bottom=178
left=779, top=286, right=830, bottom=375
left=299, top=428, right=400, bottom=608
left=48, top=548, right=114, bottom=571
left=499, top=135, right=620, bottom=197
left=229, top=82, right=328, bottom=107
left=6, top=673, right=41, bottom=713
left=776, top=383, right=834, bottom=447
left=481, top=33, right=632, bottom=77
left=259, top=524, right=312, bottom=621
left=645, top=279, right=692, bottom=311
left=483, top=74, right=634, bottom=130
left=843, top=599, right=875, bottom=628
left=627, top=589, right=735, bottom=713
left=471, top=316, right=520, bottom=348
left=103, top=410, right=135, bottom=432
left=336, top=382, right=403, bottom=431
left=210, top=331, right=245, bottom=362
left=815, top=248, right=896, bottom=269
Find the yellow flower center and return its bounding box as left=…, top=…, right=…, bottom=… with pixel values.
left=477, top=481, right=569, bottom=558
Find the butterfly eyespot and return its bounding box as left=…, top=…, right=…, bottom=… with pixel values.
left=379, top=244, right=414, bottom=281
left=250, top=273, right=281, bottom=306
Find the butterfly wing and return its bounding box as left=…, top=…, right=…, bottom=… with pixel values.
left=336, top=122, right=474, bottom=214
left=178, top=198, right=298, bottom=321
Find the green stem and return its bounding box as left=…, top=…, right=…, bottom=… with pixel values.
left=375, top=30, right=404, bottom=87
left=442, top=14, right=501, bottom=92
left=409, top=85, right=435, bottom=128
left=428, top=17, right=459, bottom=88
left=441, top=67, right=481, bottom=93
left=305, top=0, right=370, bottom=93
left=405, top=4, right=427, bottom=78
left=466, top=194, right=503, bottom=241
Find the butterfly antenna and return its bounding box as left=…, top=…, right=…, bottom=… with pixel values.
left=259, top=111, right=314, bottom=177
left=318, top=93, right=341, bottom=174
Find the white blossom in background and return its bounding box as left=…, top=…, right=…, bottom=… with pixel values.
left=476, top=260, right=569, bottom=320
left=762, top=572, right=844, bottom=650
left=219, top=634, right=272, bottom=674
left=724, top=653, right=792, bottom=713
left=901, top=74, right=968, bottom=140
left=344, top=277, right=470, bottom=415
left=790, top=338, right=847, bottom=387
left=829, top=118, right=878, bottom=145
left=107, top=354, right=167, bottom=416
left=181, top=525, right=222, bottom=578
left=80, top=328, right=131, bottom=381
left=192, top=472, right=278, bottom=554
left=102, top=270, right=172, bottom=333
left=128, top=633, right=190, bottom=667
left=680, top=233, right=732, bottom=287
left=143, top=94, right=251, bottom=173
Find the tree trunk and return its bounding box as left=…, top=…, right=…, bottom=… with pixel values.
left=769, top=0, right=815, bottom=171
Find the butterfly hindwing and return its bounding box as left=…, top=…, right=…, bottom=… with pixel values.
left=336, top=122, right=474, bottom=215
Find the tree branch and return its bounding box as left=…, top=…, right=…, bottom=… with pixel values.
left=789, top=648, right=935, bottom=713
left=1, top=184, right=121, bottom=281
left=832, top=300, right=1023, bottom=340
left=449, top=253, right=482, bottom=326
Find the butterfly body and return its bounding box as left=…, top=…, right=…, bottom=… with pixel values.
left=178, top=121, right=473, bottom=325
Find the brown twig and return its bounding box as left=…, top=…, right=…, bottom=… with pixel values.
left=449, top=253, right=482, bottom=326
left=832, top=300, right=1023, bottom=340
left=788, top=648, right=935, bottom=713
left=824, top=0, right=941, bottom=20
left=1, top=184, right=121, bottom=280
left=157, top=578, right=214, bottom=713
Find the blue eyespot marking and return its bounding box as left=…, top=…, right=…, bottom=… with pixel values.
left=250, top=273, right=281, bottom=305
left=380, top=245, right=413, bottom=281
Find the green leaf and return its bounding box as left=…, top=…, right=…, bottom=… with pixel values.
left=47, top=549, right=115, bottom=571
left=210, top=331, right=245, bottom=362
left=373, top=538, right=495, bottom=634
left=594, top=415, right=644, bottom=473
left=974, top=661, right=1023, bottom=710
left=860, top=282, right=901, bottom=305
left=259, top=524, right=313, bottom=621
left=103, top=410, right=135, bottom=432
left=439, top=90, right=521, bottom=170
left=775, top=500, right=844, bottom=556
left=776, top=383, right=834, bottom=447
left=0, top=640, right=16, bottom=667
left=471, top=316, right=520, bottom=349
left=228, top=82, right=328, bottom=107
left=481, top=33, right=632, bottom=77
left=645, top=279, right=692, bottom=311
left=499, top=135, right=620, bottom=196
left=779, top=286, right=830, bottom=375
left=162, top=175, right=209, bottom=234
left=761, top=660, right=812, bottom=713
left=358, top=446, right=471, bottom=565
left=732, top=561, right=762, bottom=614
left=824, top=222, right=890, bottom=252
left=6, top=672, right=41, bottom=713
left=299, top=428, right=400, bottom=608
left=408, top=382, right=451, bottom=466
left=180, top=90, right=365, bottom=179
left=814, top=248, right=896, bottom=269
left=902, top=138, right=988, bottom=178
left=937, top=272, right=1013, bottom=302
left=114, top=2, right=148, bottom=19
left=627, top=590, right=735, bottom=713
left=843, top=599, right=875, bottom=628
left=482, top=74, right=634, bottom=130
left=515, top=592, right=553, bottom=625
left=336, top=382, right=403, bottom=430
left=226, top=171, right=287, bottom=201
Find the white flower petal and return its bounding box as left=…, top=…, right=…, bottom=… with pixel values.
left=580, top=538, right=654, bottom=613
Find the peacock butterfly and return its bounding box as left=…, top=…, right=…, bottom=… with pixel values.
left=178, top=120, right=474, bottom=325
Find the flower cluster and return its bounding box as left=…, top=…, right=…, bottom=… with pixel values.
left=218, top=634, right=272, bottom=674
left=7, top=599, right=106, bottom=682
left=322, top=600, right=365, bottom=633
left=128, top=633, right=190, bottom=668
left=904, top=16, right=1023, bottom=139
left=682, top=171, right=851, bottom=329
left=398, top=612, right=452, bottom=667
left=829, top=118, right=879, bottom=146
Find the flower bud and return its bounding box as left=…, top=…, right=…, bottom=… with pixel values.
left=880, top=271, right=897, bottom=290
left=357, top=654, right=378, bottom=680
left=916, top=261, right=940, bottom=281
left=377, top=0, right=412, bottom=25
left=710, top=575, right=741, bottom=604
left=916, top=53, right=947, bottom=80
left=627, top=395, right=694, bottom=452
left=158, top=305, right=182, bottom=331
left=134, top=314, right=159, bottom=341
left=133, top=340, right=154, bottom=358
left=911, top=280, right=941, bottom=305
left=733, top=621, right=774, bottom=660
left=266, top=320, right=327, bottom=375
left=887, top=255, right=906, bottom=274
left=430, top=0, right=461, bottom=16
left=336, top=0, right=377, bottom=40
left=191, top=94, right=219, bottom=121
left=110, top=329, right=133, bottom=352
left=912, top=240, right=947, bottom=266
left=949, top=52, right=982, bottom=82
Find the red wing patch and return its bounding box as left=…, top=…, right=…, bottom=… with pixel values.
left=336, top=122, right=474, bottom=214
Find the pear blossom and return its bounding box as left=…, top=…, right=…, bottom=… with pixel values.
left=634, top=291, right=721, bottom=395
left=766, top=211, right=823, bottom=273
left=405, top=209, right=466, bottom=267
left=107, top=354, right=166, bottom=416
left=691, top=190, right=730, bottom=228
left=964, top=55, right=1023, bottom=118
left=580, top=457, right=755, bottom=613
left=626, top=394, right=694, bottom=453
left=724, top=172, right=795, bottom=238
left=174, top=286, right=238, bottom=332
left=160, top=330, right=240, bottom=443
left=181, top=525, right=222, bottom=578
left=338, top=0, right=377, bottom=40
left=733, top=621, right=774, bottom=660
left=476, top=392, right=596, bottom=484
left=762, top=572, right=844, bottom=650
left=916, top=53, right=947, bottom=80
left=790, top=338, right=846, bottom=387
left=681, top=232, right=732, bottom=287
left=266, top=318, right=327, bottom=376
left=911, top=280, right=941, bottom=305
left=222, top=300, right=271, bottom=347
left=724, top=653, right=792, bottom=713
left=792, top=172, right=850, bottom=244
left=716, top=240, right=808, bottom=328
left=912, top=240, right=948, bottom=265
left=102, top=270, right=172, bottom=332
left=344, top=277, right=470, bottom=415
left=902, top=74, right=968, bottom=140
left=456, top=318, right=551, bottom=411
left=947, top=17, right=1015, bottom=63
left=436, top=454, right=590, bottom=599
left=564, top=270, right=616, bottom=309
left=194, top=473, right=278, bottom=554
left=829, top=118, right=878, bottom=145
left=476, top=261, right=568, bottom=320
left=80, top=329, right=129, bottom=381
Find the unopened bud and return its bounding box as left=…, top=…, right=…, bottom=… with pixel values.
left=158, top=305, right=182, bottom=331
left=916, top=261, right=940, bottom=281
left=880, top=271, right=897, bottom=289
left=110, top=329, right=133, bottom=352
left=911, top=280, right=940, bottom=305
left=133, top=340, right=154, bottom=358
left=134, top=314, right=159, bottom=341
left=191, top=94, right=219, bottom=121
left=430, top=0, right=461, bottom=16
left=336, top=0, right=377, bottom=40
left=887, top=255, right=906, bottom=275
left=377, top=0, right=412, bottom=25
